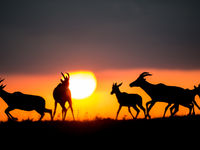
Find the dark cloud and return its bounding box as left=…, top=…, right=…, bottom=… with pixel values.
left=0, top=0, right=200, bottom=74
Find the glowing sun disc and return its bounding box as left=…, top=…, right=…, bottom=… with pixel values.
left=68, top=71, right=97, bottom=99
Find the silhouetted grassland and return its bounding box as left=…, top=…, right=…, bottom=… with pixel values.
left=1, top=115, right=200, bottom=135
left=0, top=115, right=199, bottom=147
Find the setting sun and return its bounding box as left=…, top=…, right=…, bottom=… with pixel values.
left=68, top=71, right=97, bottom=100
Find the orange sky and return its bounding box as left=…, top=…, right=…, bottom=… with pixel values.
left=0, top=69, right=200, bottom=121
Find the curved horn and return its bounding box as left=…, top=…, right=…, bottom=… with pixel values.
left=0, top=79, right=4, bottom=83
left=66, top=72, right=70, bottom=79
left=139, top=72, right=152, bottom=78
left=61, top=72, right=66, bottom=79
left=2, top=84, right=6, bottom=89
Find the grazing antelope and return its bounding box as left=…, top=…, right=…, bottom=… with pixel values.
left=53, top=72, right=75, bottom=121
left=0, top=78, right=52, bottom=121
left=111, top=82, right=146, bottom=120
left=129, top=72, right=200, bottom=118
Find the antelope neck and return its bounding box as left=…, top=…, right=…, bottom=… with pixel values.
left=0, top=90, right=10, bottom=103
left=139, top=81, right=152, bottom=95
left=191, top=89, right=197, bottom=98
left=114, top=89, right=122, bottom=98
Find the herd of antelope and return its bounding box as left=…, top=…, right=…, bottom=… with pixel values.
left=111, top=72, right=200, bottom=119
left=0, top=72, right=200, bottom=121
left=0, top=72, right=73, bottom=121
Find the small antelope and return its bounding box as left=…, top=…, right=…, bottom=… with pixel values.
left=111, top=82, right=146, bottom=120
left=53, top=72, right=75, bottom=121
left=0, top=78, right=52, bottom=121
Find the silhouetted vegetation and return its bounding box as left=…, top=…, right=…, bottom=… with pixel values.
left=0, top=116, right=199, bottom=148
left=1, top=115, right=200, bottom=137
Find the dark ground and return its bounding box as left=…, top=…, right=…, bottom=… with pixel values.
left=1, top=116, right=199, bottom=148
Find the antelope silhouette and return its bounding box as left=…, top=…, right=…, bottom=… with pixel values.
left=53, top=72, right=75, bottom=121
left=129, top=72, right=200, bottom=118
left=111, top=82, right=146, bottom=120
left=168, top=85, right=200, bottom=116
left=0, top=78, right=52, bottom=121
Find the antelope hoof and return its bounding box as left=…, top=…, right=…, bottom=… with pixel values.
left=13, top=117, right=18, bottom=121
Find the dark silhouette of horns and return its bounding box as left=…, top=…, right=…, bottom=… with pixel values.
left=61, top=72, right=66, bottom=79
left=0, top=78, right=4, bottom=83
left=139, top=72, right=152, bottom=78
left=61, top=72, right=70, bottom=80
left=66, top=72, right=70, bottom=79
left=0, top=78, right=6, bottom=88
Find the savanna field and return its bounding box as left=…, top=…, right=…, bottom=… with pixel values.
left=1, top=115, right=200, bottom=148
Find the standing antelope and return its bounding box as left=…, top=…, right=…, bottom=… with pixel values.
left=111, top=82, right=146, bottom=120
left=53, top=72, right=75, bottom=120
left=129, top=72, right=200, bottom=118
left=0, top=78, right=52, bottom=121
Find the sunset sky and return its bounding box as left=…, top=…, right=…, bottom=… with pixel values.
left=0, top=0, right=200, bottom=121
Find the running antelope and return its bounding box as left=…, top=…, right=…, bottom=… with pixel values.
left=111, top=82, right=146, bottom=120
left=0, top=78, right=52, bottom=121
left=129, top=72, right=200, bottom=118
left=169, top=84, right=200, bottom=116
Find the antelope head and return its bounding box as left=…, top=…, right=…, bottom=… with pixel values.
left=129, top=72, right=152, bottom=87
left=111, top=82, right=123, bottom=95
left=60, top=72, right=70, bottom=87
left=194, top=84, right=200, bottom=97
left=0, top=78, right=6, bottom=97
left=0, top=78, right=6, bottom=89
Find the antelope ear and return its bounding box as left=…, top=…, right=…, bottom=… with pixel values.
left=194, top=85, right=197, bottom=89
left=117, top=82, right=123, bottom=87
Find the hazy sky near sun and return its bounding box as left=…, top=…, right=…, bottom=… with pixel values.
left=0, top=0, right=200, bottom=74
